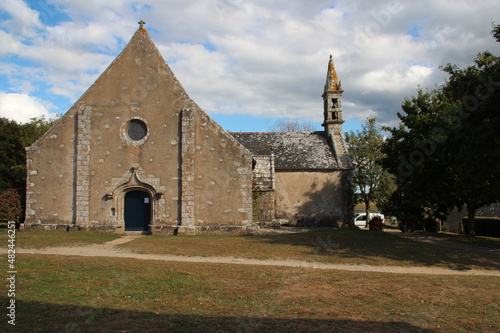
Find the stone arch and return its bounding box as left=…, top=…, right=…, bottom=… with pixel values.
left=104, top=165, right=164, bottom=231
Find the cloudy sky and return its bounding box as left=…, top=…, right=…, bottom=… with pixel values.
left=0, top=0, right=499, bottom=133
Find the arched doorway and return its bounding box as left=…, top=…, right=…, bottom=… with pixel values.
left=124, top=190, right=151, bottom=232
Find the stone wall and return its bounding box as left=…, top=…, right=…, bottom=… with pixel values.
left=75, top=105, right=91, bottom=225
left=23, top=28, right=257, bottom=235
left=275, top=171, right=348, bottom=227
left=24, top=106, right=78, bottom=227
left=251, top=155, right=276, bottom=226
left=180, top=105, right=196, bottom=233
left=23, top=28, right=353, bottom=235
left=191, top=109, right=254, bottom=233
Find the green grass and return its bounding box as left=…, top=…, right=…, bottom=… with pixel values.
left=117, top=228, right=500, bottom=271
left=3, top=254, right=499, bottom=332
left=0, top=229, right=120, bottom=249
left=1, top=229, right=499, bottom=331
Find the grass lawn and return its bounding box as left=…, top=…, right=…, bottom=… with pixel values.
left=0, top=229, right=120, bottom=249
left=117, top=228, right=500, bottom=271
left=426, top=231, right=500, bottom=249
left=2, top=254, right=499, bottom=332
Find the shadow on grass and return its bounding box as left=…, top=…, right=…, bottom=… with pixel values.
left=252, top=228, right=500, bottom=270
left=9, top=298, right=433, bottom=332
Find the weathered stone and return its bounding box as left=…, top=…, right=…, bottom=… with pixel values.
left=24, top=26, right=352, bottom=235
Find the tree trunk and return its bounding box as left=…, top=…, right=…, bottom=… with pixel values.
left=365, top=200, right=371, bottom=228
left=465, top=203, right=476, bottom=238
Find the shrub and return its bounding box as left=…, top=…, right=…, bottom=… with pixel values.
left=0, top=188, right=22, bottom=223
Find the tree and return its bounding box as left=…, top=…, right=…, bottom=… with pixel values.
left=381, top=89, right=453, bottom=226
left=382, top=24, right=500, bottom=236
left=269, top=118, right=317, bottom=132
left=0, top=118, right=25, bottom=190
left=0, top=117, right=56, bottom=190
left=492, top=22, right=500, bottom=42
left=0, top=116, right=56, bottom=224
left=345, top=117, right=396, bottom=222
left=440, top=49, right=500, bottom=236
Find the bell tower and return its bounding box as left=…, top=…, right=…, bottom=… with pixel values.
left=322, top=55, right=344, bottom=137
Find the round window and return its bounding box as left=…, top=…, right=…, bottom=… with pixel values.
left=127, top=119, right=148, bottom=141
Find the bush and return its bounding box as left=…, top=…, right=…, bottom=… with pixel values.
left=460, top=217, right=500, bottom=238
left=424, top=218, right=440, bottom=233
left=0, top=188, right=22, bottom=223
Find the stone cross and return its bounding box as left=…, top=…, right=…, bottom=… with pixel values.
left=138, top=20, right=146, bottom=29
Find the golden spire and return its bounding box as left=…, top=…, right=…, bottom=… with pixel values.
left=325, top=55, right=340, bottom=91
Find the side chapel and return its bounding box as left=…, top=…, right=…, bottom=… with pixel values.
left=23, top=23, right=353, bottom=234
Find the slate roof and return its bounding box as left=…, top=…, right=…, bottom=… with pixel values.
left=231, top=131, right=341, bottom=170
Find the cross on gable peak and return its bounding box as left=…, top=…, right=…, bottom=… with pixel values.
left=138, top=20, right=146, bottom=29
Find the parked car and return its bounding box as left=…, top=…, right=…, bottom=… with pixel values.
left=354, top=213, right=385, bottom=228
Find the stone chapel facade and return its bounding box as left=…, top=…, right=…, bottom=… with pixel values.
left=23, top=25, right=353, bottom=235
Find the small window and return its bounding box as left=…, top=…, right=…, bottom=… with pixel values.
left=127, top=119, right=148, bottom=141
left=332, top=98, right=338, bottom=109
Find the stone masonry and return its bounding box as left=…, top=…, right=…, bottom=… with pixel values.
left=22, top=24, right=352, bottom=234
left=75, top=105, right=92, bottom=225
left=180, top=106, right=196, bottom=233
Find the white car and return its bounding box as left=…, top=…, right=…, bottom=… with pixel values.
left=354, top=213, right=385, bottom=228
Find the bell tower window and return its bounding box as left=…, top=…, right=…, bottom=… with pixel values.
left=332, top=98, right=338, bottom=109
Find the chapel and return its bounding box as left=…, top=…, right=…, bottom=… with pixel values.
left=23, top=23, right=353, bottom=234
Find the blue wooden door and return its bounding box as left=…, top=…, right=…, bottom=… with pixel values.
left=124, top=191, right=151, bottom=231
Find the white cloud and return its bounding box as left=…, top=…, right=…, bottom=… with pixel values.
left=1, top=0, right=500, bottom=130
left=360, top=64, right=433, bottom=93
left=0, top=0, right=42, bottom=37
left=0, top=93, right=54, bottom=123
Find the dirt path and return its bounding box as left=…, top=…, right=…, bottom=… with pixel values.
left=17, top=236, right=500, bottom=277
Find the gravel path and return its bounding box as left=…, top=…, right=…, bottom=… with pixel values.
left=17, top=236, right=500, bottom=277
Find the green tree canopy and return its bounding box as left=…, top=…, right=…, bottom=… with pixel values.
left=345, top=117, right=395, bottom=221
left=0, top=117, right=56, bottom=190
left=382, top=24, right=500, bottom=236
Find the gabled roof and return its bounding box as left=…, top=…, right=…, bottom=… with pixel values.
left=231, top=132, right=341, bottom=170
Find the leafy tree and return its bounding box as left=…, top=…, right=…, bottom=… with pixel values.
left=0, top=116, right=56, bottom=224
left=0, top=118, right=25, bottom=189
left=382, top=24, right=500, bottom=236
left=381, top=88, right=454, bottom=224
left=492, top=22, right=500, bottom=42
left=20, top=117, right=55, bottom=148
left=345, top=117, right=396, bottom=222
left=269, top=118, right=317, bottom=132
left=440, top=49, right=500, bottom=236
left=0, top=116, right=56, bottom=190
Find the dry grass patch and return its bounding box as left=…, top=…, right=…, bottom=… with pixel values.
left=428, top=232, right=500, bottom=249
left=0, top=229, right=120, bottom=249
left=118, top=228, right=500, bottom=270
left=5, top=254, right=500, bottom=332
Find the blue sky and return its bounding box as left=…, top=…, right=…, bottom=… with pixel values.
left=1, top=0, right=500, bottom=135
